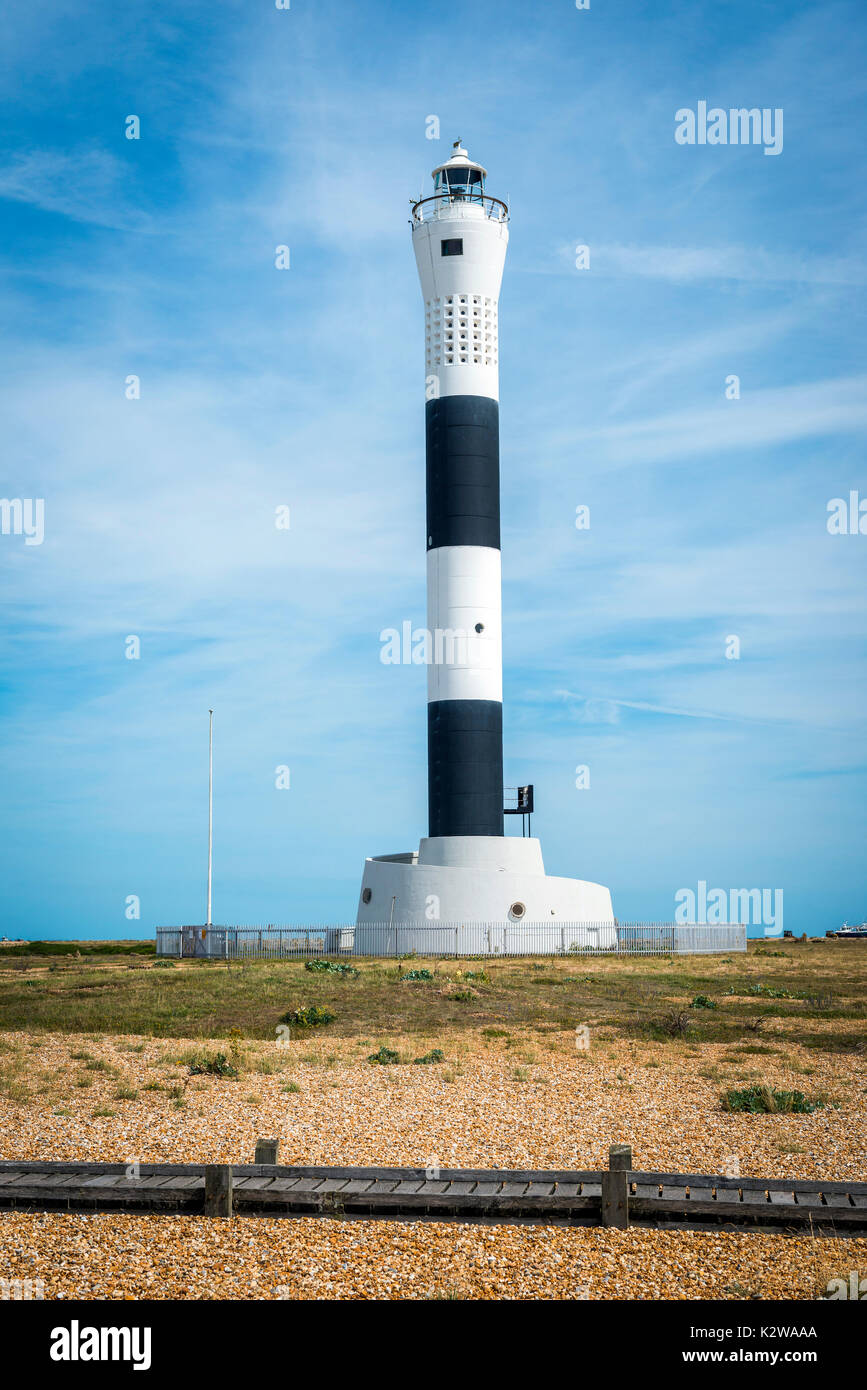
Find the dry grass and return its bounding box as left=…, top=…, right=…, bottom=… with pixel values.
left=0, top=940, right=864, bottom=1056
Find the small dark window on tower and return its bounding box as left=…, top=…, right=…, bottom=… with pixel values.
left=441, top=238, right=463, bottom=257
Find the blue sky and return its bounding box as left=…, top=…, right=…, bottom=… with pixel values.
left=0, top=0, right=865, bottom=939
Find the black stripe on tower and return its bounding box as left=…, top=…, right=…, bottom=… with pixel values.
left=428, top=699, right=504, bottom=838
left=426, top=395, right=500, bottom=550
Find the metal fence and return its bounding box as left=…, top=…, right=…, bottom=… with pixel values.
left=156, top=921, right=746, bottom=960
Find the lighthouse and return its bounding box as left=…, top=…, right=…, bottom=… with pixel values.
left=418, top=142, right=507, bottom=840
left=356, top=142, right=615, bottom=949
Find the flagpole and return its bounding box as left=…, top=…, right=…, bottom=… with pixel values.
left=207, top=709, right=214, bottom=927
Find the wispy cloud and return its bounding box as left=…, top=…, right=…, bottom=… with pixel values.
left=552, top=242, right=867, bottom=285
left=557, top=374, right=867, bottom=464
left=0, top=148, right=154, bottom=231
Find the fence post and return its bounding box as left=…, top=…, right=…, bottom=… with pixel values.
left=204, top=1164, right=233, bottom=1217
left=601, top=1144, right=631, bottom=1229
left=254, top=1138, right=279, bottom=1165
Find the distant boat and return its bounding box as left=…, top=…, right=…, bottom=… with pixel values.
left=828, top=921, right=867, bottom=939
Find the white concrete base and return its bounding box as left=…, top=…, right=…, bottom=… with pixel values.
left=355, top=836, right=615, bottom=954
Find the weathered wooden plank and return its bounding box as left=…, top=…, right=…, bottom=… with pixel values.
left=378, top=1190, right=594, bottom=1214
left=254, top=1138, right=279, bottom=1165
left=601, top=1170, right=628, bottom=1229
left=632, top=1183, right=661, bottom=1199
left=130, top=1176, right=194, bottom=1191
left=793, top=1189, right=825, bottom=1206
left=629, top=1198, right=846, bottom=1227
left=204, top=1164, right=597, bottom=1184
left=780, top=1180, right=864, bottom=1195
left=1, top=1159, right=864, bottom=1232
left=284, top=1178, right=325, bottom=1195
left=633, top=1169, right=867, bottom=1195
left=204, top=1165, right=232, bottom=1217
left=0, top=1162, right=129, bottom=1176
left=2, top=1173, right=95, bottom=1191
left=740, top=1189, right=769, bottom=1205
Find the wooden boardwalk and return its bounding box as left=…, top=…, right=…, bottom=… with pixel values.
left=1, top=1159, right=865, bottom=1234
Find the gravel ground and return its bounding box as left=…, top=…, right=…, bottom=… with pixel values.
left=0, top=1028, right=863, bottom=1177
left=1, top=1211, right=864, bottom=1301
left=0, top=1028, right=864, bottom=1300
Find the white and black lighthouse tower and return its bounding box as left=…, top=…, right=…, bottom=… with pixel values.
left=356, top=142, right=615, bottom=947
left=419, top=142, right=507, bottom=841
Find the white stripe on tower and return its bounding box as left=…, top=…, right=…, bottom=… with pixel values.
left=412, top=142, right=509, bottom=839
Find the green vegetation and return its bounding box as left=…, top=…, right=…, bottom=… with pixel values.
left=279, top=1005, right=335, bottom=1029
left=188, top=1051, right=237, bottom=1078
left=690, top=995, right=717, bottom=1010
left=368, top=1046, right=401, bottom=1065
left=721, top=1084, right=825, bottom=1114
left=304, top=960, right=360, bottom=978
left=0, top=940, right=153, bottom=958
left=413, top=1049, right=445, bottom=1065
left=402, top=969, right=433, bottom=982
